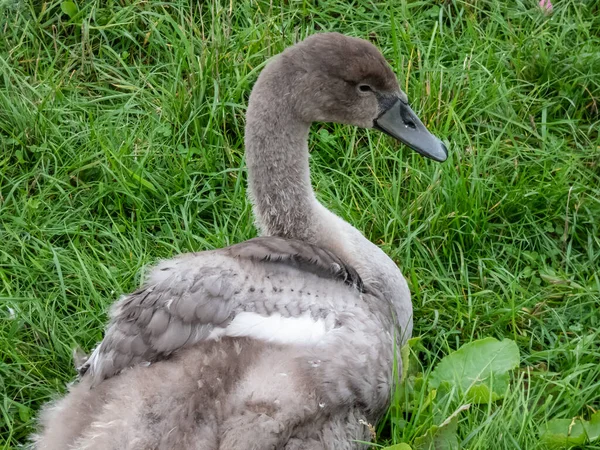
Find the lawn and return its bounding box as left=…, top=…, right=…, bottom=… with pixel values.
left=1, top=0, right=599, bottom=448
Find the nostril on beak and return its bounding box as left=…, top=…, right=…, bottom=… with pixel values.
left=399, top=104, right=417, bottom=129
left=403, top=118, right=417, bottom=129
left=401, top=113, right=417, bottom=130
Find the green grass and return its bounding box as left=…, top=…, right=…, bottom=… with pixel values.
left=1, top=0, right=599, bottom=448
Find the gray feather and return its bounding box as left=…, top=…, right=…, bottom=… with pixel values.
left=147, top=309, right=170, bottom=336
left=227, top=237, right=365, bottom=292
left=79, top=236, right=365, bottom=386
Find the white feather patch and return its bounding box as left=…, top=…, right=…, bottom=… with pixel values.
left=86, top=345, right=102, bottom=374
left=209, top=312, right=329, bottom=345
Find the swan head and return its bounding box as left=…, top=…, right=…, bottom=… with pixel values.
left=278, top=32, right=448, bottom=162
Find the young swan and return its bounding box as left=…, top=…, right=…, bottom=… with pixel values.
left=33, top=33, right=447, bottom=450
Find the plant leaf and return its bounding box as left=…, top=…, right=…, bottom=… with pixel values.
left=583, top=412, right=600, bottom=441
left=540, top=413, right=600, bottom=448
left=401, top=337, right=421, bottom=382
left=428, top=338, right=519, bottom=403
left=383, top=444, right=413, bottom=450
left=17, top=403, right=32, bottom=422
left=414, top=414, right=459, bottom=450
left=540, top=419, right=587, bottom=448
left=60, top=1, right=78, bottom=18
left=401, top=341, right=410, bottom=383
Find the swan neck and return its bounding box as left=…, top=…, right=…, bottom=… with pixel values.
left=245, top=90, right=316, bottom=239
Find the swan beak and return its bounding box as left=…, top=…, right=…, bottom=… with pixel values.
left=374, top=99, right=448, bottom=162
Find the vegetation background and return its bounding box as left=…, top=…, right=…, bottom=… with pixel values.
left=0, top=0, right=599, bottom=448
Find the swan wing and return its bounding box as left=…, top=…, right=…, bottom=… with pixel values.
left=81, top=236, right=363, bottom=385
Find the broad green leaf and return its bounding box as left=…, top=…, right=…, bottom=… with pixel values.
left=392, top=374, right=425, bottom=414
left=540, top=413, right=600, bottom=448
left=428, top=338, right=519, bottom=404
left=60, top=1, right=78, bottom=18
left=401, top=337, right=421, bottom=382
left=414, top=415, right=459, bottom=450
left=383, top=444, right=412, bottom=450
left=17, top=403, right=32, bottom=422
left=465, top=384, right=501, bottom=403
left=421, top=389, right=437, bottom=412
left=540, top=419, right=587, bottom=448
left=414, top=405, right=469, bottom=450
left=583, top=412, right=600, bottom=441
left=401, top=341, right=410, bottom=382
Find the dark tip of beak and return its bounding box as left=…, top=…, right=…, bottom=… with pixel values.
left=374, top=99, right=448, bottom=162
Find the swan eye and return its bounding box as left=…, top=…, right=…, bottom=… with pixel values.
left=358, top=84, right=372, bottom=93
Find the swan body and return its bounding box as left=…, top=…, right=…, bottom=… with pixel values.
left=33, top=32, right=447, bottom=449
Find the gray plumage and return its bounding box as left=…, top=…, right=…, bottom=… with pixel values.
left=79, top=237, right=366, bottom=385
left=33, top=33, right=414, bottom=450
